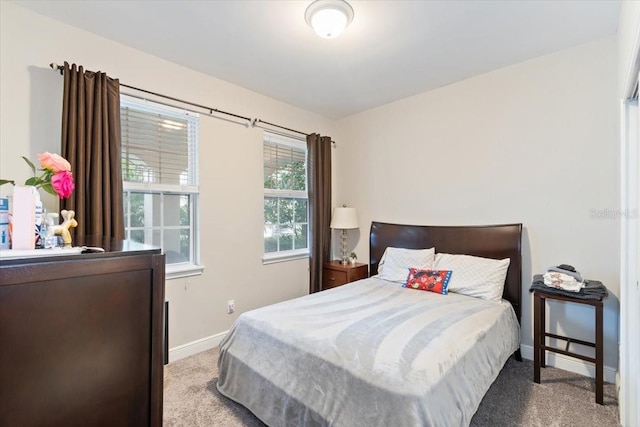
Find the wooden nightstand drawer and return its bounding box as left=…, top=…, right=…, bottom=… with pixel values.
left=323, top=269, right=347, bottom=289
left=322, top=261, right=368, bottom=291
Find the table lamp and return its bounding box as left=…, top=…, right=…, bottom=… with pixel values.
left=330, top=206, right=359, bottom=265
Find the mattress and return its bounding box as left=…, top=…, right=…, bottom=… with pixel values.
left=217, top=277, right=520, bottom=427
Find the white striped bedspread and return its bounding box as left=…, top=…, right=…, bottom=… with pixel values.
left=217, top=277, right=520, bottom=427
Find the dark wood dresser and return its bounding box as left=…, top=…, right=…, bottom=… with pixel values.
left=0, top=240, right=165, bottom=427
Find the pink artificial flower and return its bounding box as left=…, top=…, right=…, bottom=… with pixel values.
left=51, top=170, right=75, bottom=199
left=38, top=152, right=71, bottom=173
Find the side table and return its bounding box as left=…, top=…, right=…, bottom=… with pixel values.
left=322, top=261, right=368, bottom=290
left=533, top=288, right=606, bottom=405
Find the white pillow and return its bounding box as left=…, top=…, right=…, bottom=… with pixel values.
left=377, top=247, right=435, bottom=283
left=434, top=253, right=510, bottom=301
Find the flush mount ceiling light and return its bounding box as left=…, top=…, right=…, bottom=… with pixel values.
left=305, top=0, right=354, bottom=39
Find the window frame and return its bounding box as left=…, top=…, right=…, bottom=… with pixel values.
left=262, top=132, right=309, bottom=264
left=120, top=95, right=203, bottom=279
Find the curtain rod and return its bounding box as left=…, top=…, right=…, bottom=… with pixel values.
left=253, top=119, right=335, bottom=145
left=49, top=63, right=252, bottom=123
left=49, top=62, right=328, bottom=142
left=252, top=119, right=307, bottom=136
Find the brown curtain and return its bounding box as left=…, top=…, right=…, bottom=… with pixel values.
left=61, top=62, right=124, bottom=241
left=307, top=133, right=332, bottom=293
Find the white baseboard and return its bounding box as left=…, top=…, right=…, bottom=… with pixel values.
left=520, top=344, right=616, bottom=384
left=168, top=330, right=228, bottom=363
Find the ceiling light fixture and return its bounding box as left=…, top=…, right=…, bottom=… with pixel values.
left=305, top=0, right=354, bottom=39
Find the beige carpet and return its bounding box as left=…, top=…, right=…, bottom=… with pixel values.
left=163, top=348, right=619, bottom=426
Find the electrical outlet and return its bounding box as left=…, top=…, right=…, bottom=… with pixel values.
left=227, top=299, right=235, bottom=314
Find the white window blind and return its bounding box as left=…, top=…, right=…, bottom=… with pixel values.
left=263, top=133, right=307, bottom=194
left=121, top=96, right=198, bottom=191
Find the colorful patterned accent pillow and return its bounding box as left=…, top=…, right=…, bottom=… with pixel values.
left=404, top=268, right=452, bottom=294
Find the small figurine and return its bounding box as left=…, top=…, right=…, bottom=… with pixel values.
left=50, top=210, right=78, bottom=248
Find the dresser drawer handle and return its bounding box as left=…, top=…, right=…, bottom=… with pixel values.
left=328, top=277, right=335, bottom=281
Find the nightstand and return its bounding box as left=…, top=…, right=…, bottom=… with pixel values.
left=322, top=261, right=368, bottom=290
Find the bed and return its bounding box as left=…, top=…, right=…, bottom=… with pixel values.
left=217, top=222, right=522, bottom=426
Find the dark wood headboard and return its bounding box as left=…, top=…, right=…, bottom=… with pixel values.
left=369, top=222, right=523, bottom=324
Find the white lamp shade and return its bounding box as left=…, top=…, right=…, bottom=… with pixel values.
left=330, top=207, right=359, bottom=229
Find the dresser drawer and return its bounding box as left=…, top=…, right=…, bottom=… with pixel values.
left=323, top=269, right=347, bottom=289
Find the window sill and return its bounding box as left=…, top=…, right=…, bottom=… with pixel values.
left=166, top=263, right=204, bottom=280
left=262, top=251, right=309, bottom=265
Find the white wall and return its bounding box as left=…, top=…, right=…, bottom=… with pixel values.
left=0, top=2, right=335, bottom=355
left=334, top=38, right=620, bottom=373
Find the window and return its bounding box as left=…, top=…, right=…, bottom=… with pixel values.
left=121, top=95, right=202, bottom=278
left=263, top=132, right=308, bottom=262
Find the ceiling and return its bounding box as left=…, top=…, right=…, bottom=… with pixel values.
left=14, top=0, right=621, bottom=120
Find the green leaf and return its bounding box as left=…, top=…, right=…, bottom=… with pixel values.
left=41, top=183, right=56, bottom=196
left=21, top=156, right=36, bottom=175
left=24, top=177, right=39, bottom=186
left=0, top=179, right=15, bottom=186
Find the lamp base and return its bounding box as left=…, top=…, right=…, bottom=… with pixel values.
left=341, top=229, right=348, bottom=266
